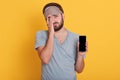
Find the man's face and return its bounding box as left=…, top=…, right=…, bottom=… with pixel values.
left=44, top=6, right=64, bottom=32
left=52, top=14, right=64, bottom=32
left=46, top=13, right=64, bottom=32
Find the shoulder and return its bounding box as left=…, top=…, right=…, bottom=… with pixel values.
left=67, top=30, right=80, bottom=43
left=68, top=30, right=79, bottom=38
left=36, top=30, right=48, bottom=36
left=36, top=30, right=48, bottom=35
left=36, top=30, right=48, bottom=39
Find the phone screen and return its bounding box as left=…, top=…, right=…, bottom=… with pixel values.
left=79, top=36, right=86, bottom=52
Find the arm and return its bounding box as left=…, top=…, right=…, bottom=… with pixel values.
left=75, top=53, right=85, bottom=73
left=37, top=33, right=54, bottom=64
left=75, top=41, right=88, bottom=73
left=36, top=16, right=55, bottom=64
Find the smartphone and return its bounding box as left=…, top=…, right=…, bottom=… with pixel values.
left=79, top=36, right=86, bottom=52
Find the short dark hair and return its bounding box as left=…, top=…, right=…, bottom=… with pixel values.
left=43, top=2, right=64, bottom=14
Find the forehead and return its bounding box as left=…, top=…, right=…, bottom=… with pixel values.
left=44, top=6, right=62, bottom=17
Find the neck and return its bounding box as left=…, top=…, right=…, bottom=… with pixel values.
left=55, top=26, right=67, bottom=36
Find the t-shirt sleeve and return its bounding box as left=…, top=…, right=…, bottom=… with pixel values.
left=35, top=31, right=47, bottom=50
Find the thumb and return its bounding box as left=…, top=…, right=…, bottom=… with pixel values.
left=77, top=41, right=79, bottom=52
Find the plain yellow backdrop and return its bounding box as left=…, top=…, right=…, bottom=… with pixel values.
left=0, top=0, right=120, bottom=80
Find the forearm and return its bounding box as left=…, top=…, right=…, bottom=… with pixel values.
left=40, top=33, right=54, bottom=64
left=75, top=55, right=85, bottom=73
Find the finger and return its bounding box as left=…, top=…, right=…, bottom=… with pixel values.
left=86, top=41, right=88, bottom=46
left=47, top=16, right=50, bottom=24
left=47, top=18, right=52, bottom=29
left=77, top=41, right=79, bottom=50
left=50, top=16, right=54, bottom=24
left=86, top=41, right=88, bottom=52
left=77, top=41, right=79, bottom=47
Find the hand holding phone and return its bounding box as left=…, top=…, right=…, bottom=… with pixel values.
left=79, top=36, right=86, bottom=52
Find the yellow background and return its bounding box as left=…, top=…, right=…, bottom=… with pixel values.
left=0, top=0, right=120, bottom=80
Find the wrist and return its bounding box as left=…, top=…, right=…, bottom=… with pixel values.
left=49, top=32, right=54, bottom=38
left=77, top=53, right=84, bottom=58
left=49, top=29, right=54, bottom=35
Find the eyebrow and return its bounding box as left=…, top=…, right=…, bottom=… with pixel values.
left=52, top=14, right=59, bottom=16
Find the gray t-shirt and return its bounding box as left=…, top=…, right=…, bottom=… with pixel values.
left=35, top=30, right=81, bottom=80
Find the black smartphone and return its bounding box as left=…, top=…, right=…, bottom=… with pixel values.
left=79, top=36, right=86, bottom=52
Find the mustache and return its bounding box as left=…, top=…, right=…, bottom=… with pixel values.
left=53, top=22, right=59, bottom=24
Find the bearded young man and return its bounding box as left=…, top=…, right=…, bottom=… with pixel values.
left=35, top=2, right=88, bottom=80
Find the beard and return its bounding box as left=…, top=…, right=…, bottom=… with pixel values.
left=53, top=18, right=64, bottom=32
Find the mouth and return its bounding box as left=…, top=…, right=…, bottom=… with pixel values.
left=53, top=23, right=58, bottom=25
left=53, top=22, right=59, bottom=26
left=53, top=22, right=59, bottom=24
